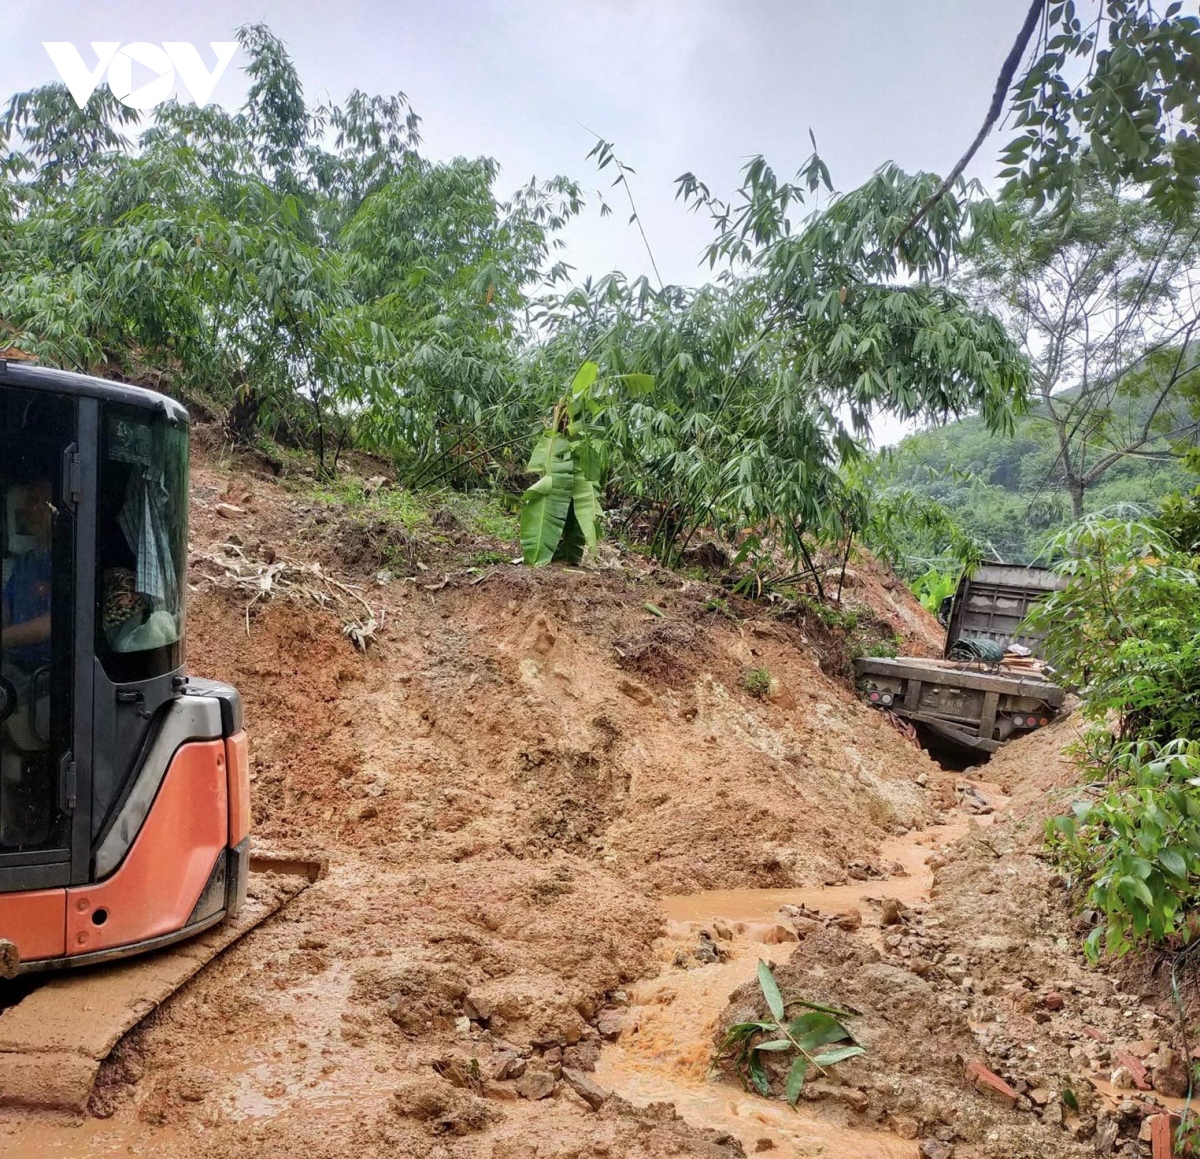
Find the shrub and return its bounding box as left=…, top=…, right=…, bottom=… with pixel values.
left=742, top=667, right=773, bottom=699
left=1047, top=739, right=1200, bottom=961
left=1027, top=515, right=1200, bottom=744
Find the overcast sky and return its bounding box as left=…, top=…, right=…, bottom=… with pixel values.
left=0, top=1, right=1035, bottom=442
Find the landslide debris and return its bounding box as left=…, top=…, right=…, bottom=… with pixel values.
left=0, top=449, right=956, bottom=1159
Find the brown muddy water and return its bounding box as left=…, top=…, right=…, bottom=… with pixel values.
left=595, top=805, right=1003, bottom=1158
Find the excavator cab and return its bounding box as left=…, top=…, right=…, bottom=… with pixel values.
left=0, top=361, right=250, bottom=974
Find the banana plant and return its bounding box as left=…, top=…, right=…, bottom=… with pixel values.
left=519, top=362, right=651, bottom=566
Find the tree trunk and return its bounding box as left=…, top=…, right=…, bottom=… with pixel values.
left=1068, top=479, right=1085, bottom=519
left=225, top=385, right=262, bottom=443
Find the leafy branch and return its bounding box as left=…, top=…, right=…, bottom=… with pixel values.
left=713, top=961, right=864, bottom=1105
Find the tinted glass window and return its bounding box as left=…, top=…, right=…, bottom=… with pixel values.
left=96, top=406, right=188, bottom=682
left=0, top=387, right=74, bottom=854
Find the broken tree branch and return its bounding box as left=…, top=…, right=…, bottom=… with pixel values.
left=895, top=0, right=1046, bottom=248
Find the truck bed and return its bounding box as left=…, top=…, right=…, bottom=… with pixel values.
left=854, top=655, right=1064, bottom=753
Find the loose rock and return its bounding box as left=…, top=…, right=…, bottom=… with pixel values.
left=562, top=1067, right=609, bottom=1110
left=515, top=1067, right=556, bottom=1101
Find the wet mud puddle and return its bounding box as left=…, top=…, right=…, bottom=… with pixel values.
left=596, top=793, right=1004, bottom=1158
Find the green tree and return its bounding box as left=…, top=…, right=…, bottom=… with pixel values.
left=963, top=174, right=1200, bottom=517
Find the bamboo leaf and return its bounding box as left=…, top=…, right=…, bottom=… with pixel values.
left=757, top=960, right=785, bottom=1022
left=811, top=1045, right=866, bottom=1067
left=785, top=1056, right=809, bottom=1104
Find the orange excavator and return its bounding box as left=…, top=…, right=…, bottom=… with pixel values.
left=0, top=360, right=320, bottom=1111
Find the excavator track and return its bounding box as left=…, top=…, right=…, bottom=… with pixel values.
left=0, top=854, right=324, bottom=1114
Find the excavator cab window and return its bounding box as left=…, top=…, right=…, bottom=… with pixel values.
left=0, top=387, right=74, bottom=855
left=95, top=405, right=188, bottom=683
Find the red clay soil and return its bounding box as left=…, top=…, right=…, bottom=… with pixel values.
left=0, top=448, right=1076, bottom=1159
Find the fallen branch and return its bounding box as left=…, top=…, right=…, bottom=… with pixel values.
left=193, top=543, right=381, bottom=650
left=894, top=0, right=1046, bottom=248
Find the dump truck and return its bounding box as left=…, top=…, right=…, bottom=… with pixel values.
left=854, top=563, right=1067, bottom=755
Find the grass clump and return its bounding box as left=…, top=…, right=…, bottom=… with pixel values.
left=743, top=667, right=773, bottom=699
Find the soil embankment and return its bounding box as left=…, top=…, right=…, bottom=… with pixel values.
left=0, top=449, right=1171, bottom=1158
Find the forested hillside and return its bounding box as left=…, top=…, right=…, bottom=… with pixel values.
left=883, top=393, right=1197, bottom=563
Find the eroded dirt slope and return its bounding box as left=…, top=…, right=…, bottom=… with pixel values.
left=0, top=449, right=956, bottom=1158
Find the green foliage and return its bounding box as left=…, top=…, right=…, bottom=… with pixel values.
left=1156, top=485, right=1200, bottom=553
left=529, top=159, right=1028, bottom=575
left=961, top=174, right=1200, bottom=519
left=0, top=24, right=1039, bottom=588
left=1027, top=513, right=1200, bottom=743
left=714, top=961, right=864, bottom=1103
left=0, top=26, right=582, bottom=481
left=854, top=635, right=901, bottom=660
left=878, top=396, right=1195, bottom=565
left=910, top=566, right=960, bottom=615
left=742, top=667, right=773, bottom=699
left=520, top=362, right=613, bottom=566
left=1047, top=739, right=1200, bottom=960
left=1002, top=1, right=1200, bottom=223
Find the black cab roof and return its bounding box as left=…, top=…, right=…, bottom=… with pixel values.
left=0, top=360, right=189, bottom=425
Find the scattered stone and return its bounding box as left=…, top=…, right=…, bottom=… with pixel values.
left=175, top=1068, right=214, bottom=1102
left=694, top=932, right=726, bottom=964
left=1110, top=1066, right=1135, bottom=1091
left=965, top=1061, right=1018, bottom=1107
left=831, top=909, right=862, bottom=932
left=596, top=1009, right=625, bottom=1041
left=215, top=502, right=244, bottom=518
left=1113, top=1051, right=1152, bottom=1091
left=1042, top=991, right=1064, bottom=1011
left=712, top=920, right=734, bottom=942
left=841, top=1088, right=869, bottom=1113
left=562, top=1067, right=609, bottom=1110
left=754, top=1141, right=775, bottom=1153
left=617, top=677, right=653, bottom=706
left=957, top=783, right=993, bottom=814
left=490, top=1055, right=525, bottom=1081
left=1027, top=1087, right=1051, bottom=1107
left=1094, top=1117, right=1120, bottom=1155
left=563, top=1040, right=601, bottom=1073
left=515, top=1067, right=556, bottom=1101
left=779, top=903, right=821, bottom=922
left=880, top=897, right=905, bottom=927
left=393, top=1076, right=497, bottom=1135
left=484, top=1080, right=518, bottom=1101
left=892, top=1115, right=919, bottom=1139
left=1151, top=1046, right=1189, bottom=1098
left=918, top=1142, right=953, bottom=1159
left=463, top=994, right=492, bottom=1022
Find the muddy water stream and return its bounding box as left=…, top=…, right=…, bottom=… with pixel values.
left=595, top=799, right=1002, bottom=1158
